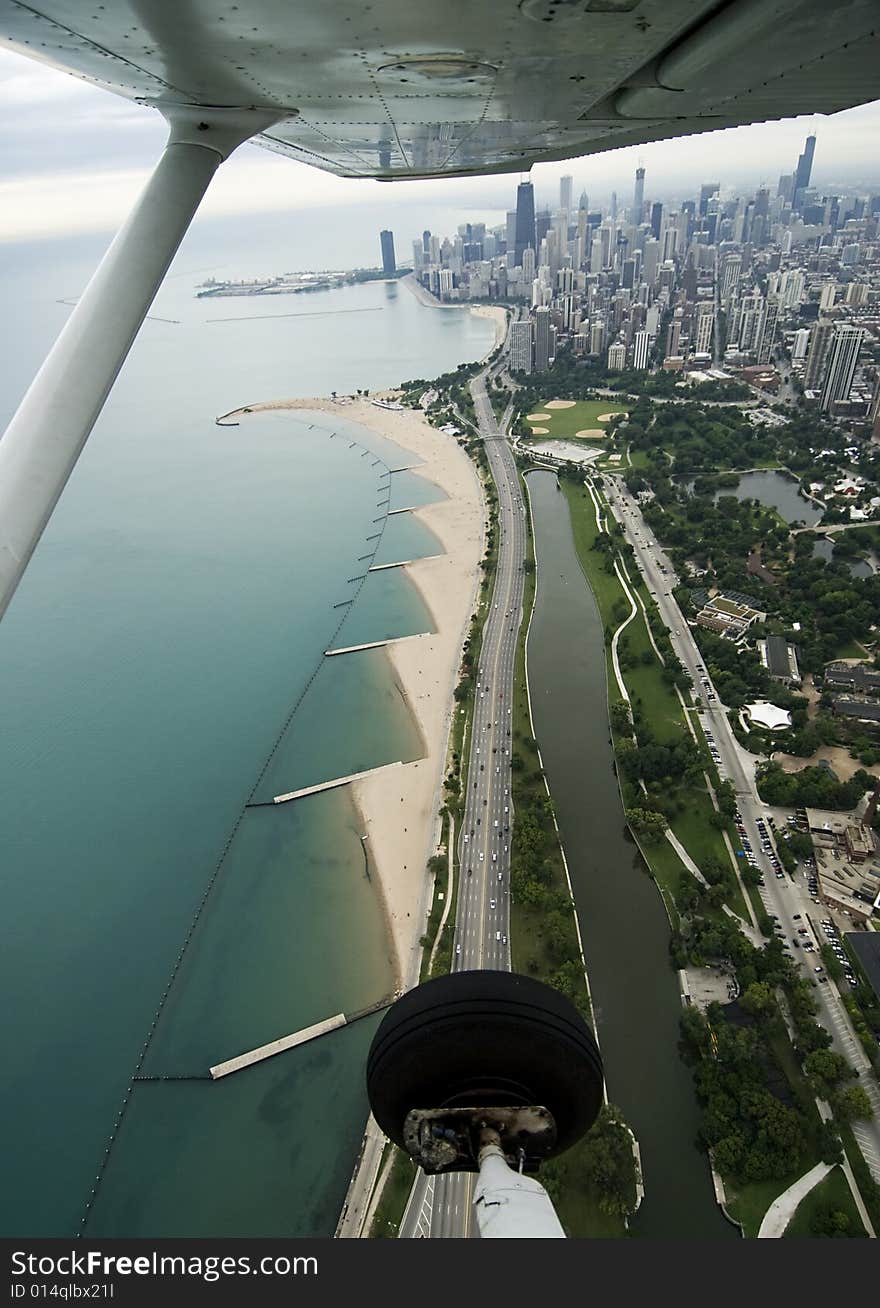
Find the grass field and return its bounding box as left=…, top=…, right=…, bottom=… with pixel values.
left=524, top=399, right=627, bottom=441
left=784, top=1166, right=868, bottom=1238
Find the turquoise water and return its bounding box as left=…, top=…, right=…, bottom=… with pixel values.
left=0, top=234, right=494, bottom=1236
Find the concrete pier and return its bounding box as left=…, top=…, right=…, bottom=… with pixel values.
left=209, top=995, right=396, bottom=1079
left=388, top=507, right=416, bottom=515
left=324, top=633, right=427, bottom=656
left=210, top=1015, right=347, bottom=1079
left=273, top=760, right=402, bottom=804
left=369, top=555, right=442, bottom=572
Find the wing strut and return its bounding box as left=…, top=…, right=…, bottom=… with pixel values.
left=0, top=104, right=285, bottom=622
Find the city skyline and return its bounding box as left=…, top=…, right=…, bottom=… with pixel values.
left=2, top=44, right=880, bottom=245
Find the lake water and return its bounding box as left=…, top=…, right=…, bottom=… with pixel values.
left=0, top=231, right=494, bottom=1236
left=712, top=470, right=824, bottom=526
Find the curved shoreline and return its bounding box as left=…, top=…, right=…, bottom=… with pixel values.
left=400, top=273, right=508, bottom=358
left=223, top=396, right=484, bottom=985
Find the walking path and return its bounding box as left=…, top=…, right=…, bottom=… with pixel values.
left=757, top=1163, right=832, bottom=1237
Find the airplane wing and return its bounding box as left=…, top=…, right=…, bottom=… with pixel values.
left=1, top=0, right=878, bottom=181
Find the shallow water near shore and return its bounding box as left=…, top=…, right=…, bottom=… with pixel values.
left=0, top=236, right=494, bottom=1236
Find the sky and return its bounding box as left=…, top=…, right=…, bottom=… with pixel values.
left=2, top=45, right=880, bottom=247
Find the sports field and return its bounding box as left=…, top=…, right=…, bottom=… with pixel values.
left=524, top=398, right=627, bottom=440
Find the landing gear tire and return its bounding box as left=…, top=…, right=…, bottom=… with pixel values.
left=366, top=970, right=603, bottom=1157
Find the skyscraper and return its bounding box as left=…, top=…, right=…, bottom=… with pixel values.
left=819, top=325, right=864, bottom=413
left=804, top=319, right=835, bottom=390
left=380, top=230, right=396, bottom=275
left=560, top=175, right=573, bottom=216
left=534, top=306, right=552, bottom=371
left=632, top=329, right=649, bottom=370
left=633, top=167, right=645, bottom=225
left=508, top=320, right=533, bottom=374
left=699, top=183, right=719, bottom=216
left=514, top=181, right=536, bottom=266
left=650, top=202, right=663, bottom=239
left=794, top=134, right=816, bottom=206
left=756, top=295, right=779, bottom=365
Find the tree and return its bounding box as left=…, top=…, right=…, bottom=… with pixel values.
left=740, top=981, right=774, bottom=1020
left=833, top=1085, right=874, bottom=1122
left=803, top=1049, right=852, bottom=1097
left=627, top=807, right=668, bottom=842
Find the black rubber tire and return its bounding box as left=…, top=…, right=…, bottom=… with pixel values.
left=367, top=970, right=603, bottom=1155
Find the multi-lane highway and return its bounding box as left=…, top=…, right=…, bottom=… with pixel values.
left=604, top=476, right=880, bottom=1182
left=400, top=358, right=529, bottom=1238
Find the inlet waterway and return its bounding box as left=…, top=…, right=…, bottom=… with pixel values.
left=524, top=470, right=735, bottom=1238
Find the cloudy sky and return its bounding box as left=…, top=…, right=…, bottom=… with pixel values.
left=2, top=44, right=879, bottom=245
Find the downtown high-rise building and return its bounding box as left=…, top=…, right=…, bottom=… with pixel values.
left=699, top=182, right=719, bottom=216
left=632, top=329, right=650, bottom=370
left=534, top=305, right=552, bottom=371
left=794, top=134, right=816, bottom=208
left=607, top=340, right=627, bottom=371
left=379, top=229, right=396, bottom=275
left=694, top=303, right=714, bottom=356
left=633, top=167, right=645, bottom=225
left=756, top=295, right=780, bottom=365
left=804, top=319, right=836, bottom=390
left=508, top=320, right=533, bottom=373
left=720, top=252, right=742, bottom=305
left=514, top=181, right=536, bottom=267
left=560, top=174, right=573, bottom=217
left=819, top=325, right=864, bottom=413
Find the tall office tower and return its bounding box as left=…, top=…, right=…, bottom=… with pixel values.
left=694, top=303, right=714, bottom=356
left=514, top=181, right=536, bottom=266
left=792, top=327, right=811, bottom=360
left=841, top=242, right=860, bottom=266
left=622, top=258, right=635, bottom=290
left=522, top=245, right=536, bottom=284
left=534, top=306, right=552, bottom=371
left=607, top=340, right=627, bottom=371
left=590, top=321, right=606, bottom=356
left=819, top=282, right=837, bottom=312
left=650, top=202, right=663, bottom=239
left=720, top=252, right=742, bottom=305
left=752, top=187, right=770, bottom=245
left=794, top=134, right=816, bottom=207
left=579, top=189, right=589, bottom=212
left=589, top=239, right=603, bottom=274
left=658, top=261, right=676, bottom=294
left=610, top=191, right=618, bottom=221
left=820, top=325, right=864, bottom=412
left=683, top=258, right=698, bottom=303
left=562, top=294, right=576, bottom=331
left=665, top=314, right=682, bottom=359
left=661, top=225, right=678, bottom=262
left=638, top=238, right=659, bottom=286
left=577, top=207, right=589, bottom=260
left=633, top=167, right=645, bottom=224
left=632, top=329, right=650, bottom=370
left=777, top=173, right=795, bottom=203
left=508, top=320, right=533, bottom=373
left=756, top=295, right=780, bottom=364
left=780, top=269, right=805, bottom=309
left=437, top=268, right=454, bottom=298
left=699, top=183, right=719, bottom=216
left=411, top=239, right=423, bottom=271
left=804, top=319, right=836, bottom=389
left=560, top=174, right=573, bottom=216
left=781, top=230, right=793, bottom=255
left=535, top=208, right=552, bottom=249
left=558, top=266, right=575, bottom=296
left=506, top=210, right=517, bottom=252
left=429, top=234, right=441, bottom=264
left=379, top=230, right=396, bottom=274
left=422, top=229, right=431, bottom=253
left=846, top=282, right=869, bottom=306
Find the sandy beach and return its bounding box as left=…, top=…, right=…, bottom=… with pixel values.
left=223, top=395, right=485, bottom=985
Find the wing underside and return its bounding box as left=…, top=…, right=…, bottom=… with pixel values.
left=2, top=0, right=879, bottom=179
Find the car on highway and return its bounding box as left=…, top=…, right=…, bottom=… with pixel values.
left=489, top=899, right=496, bottom=910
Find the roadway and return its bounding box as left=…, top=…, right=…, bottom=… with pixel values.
left=400, top=354, right=529, bottom=1238
left=604, top=477, right=880, bottom=1183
